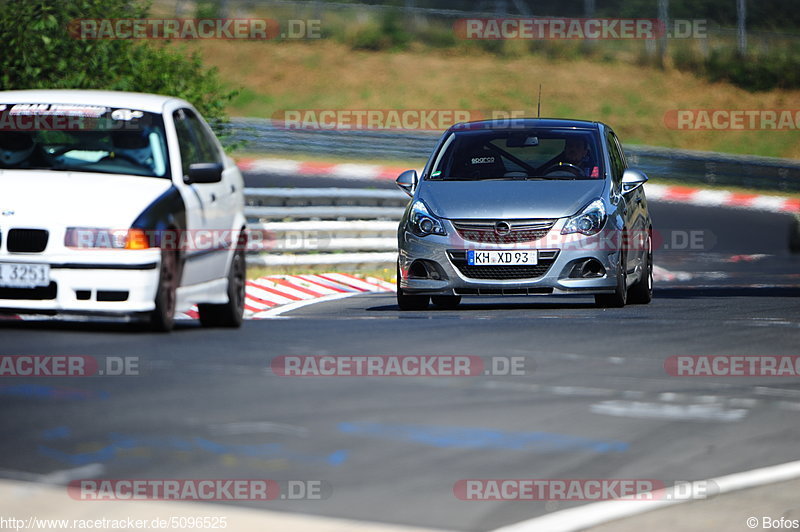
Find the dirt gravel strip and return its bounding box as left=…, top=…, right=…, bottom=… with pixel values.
left=0, top=478, right=452, bottom=532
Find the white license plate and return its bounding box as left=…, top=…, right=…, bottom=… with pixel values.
left=467, top=250, right=538, bottom=266
left=0, top=263, right=51, bottom=288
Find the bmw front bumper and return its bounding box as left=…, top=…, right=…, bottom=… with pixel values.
left=0, top=250, right=161, bottom=314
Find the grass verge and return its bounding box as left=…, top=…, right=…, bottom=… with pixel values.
left=178, top=39, right=800, bottom=160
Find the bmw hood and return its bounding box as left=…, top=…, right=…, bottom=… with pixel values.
left=0, top=170, right=173, bottom=227
left=417, top=179, right=607, bottom=220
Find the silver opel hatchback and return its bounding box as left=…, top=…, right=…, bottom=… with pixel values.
left=395, top=119, right=653, bottom=310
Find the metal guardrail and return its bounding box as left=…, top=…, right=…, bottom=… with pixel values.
left=228, top=118, right=800, bottom=193
left=244, top=186, right=408, bottom=220
left=236, top=120, right=800, bottom=266
left=244, top=188, right=404, bottom=267
left=243, top=185, right=800, bottom=268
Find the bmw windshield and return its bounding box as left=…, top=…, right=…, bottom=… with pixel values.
left=428, top=128, right=603, bottom=181
left=0, top=103, right=170, bottom=179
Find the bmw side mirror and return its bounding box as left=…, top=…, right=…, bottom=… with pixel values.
left=396, top=169, right=418, bottom=197
left=621, top=168, right=648, bottom=194
left=186, top=162, right=223, bottom=184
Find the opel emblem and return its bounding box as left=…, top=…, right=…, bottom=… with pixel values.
left=494, top=221, right=511, bottom=236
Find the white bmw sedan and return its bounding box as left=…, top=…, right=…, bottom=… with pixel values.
left=0, top=90, right=247, bottom=331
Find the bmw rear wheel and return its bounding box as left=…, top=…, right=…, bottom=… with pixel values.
left=198, top=247, right=246, bottom=328
left=150, top=249, right=178, bottom=332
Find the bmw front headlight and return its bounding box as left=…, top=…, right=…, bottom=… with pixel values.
left=409, top=200, right=446, bottom=237
left=64, top=228, right=151, bottom=250
left=561, top=199, right=606, bottom=236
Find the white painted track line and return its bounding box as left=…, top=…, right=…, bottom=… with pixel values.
left=490, top=459, right=800, bottom=532
left=251, top=292, right=362, bottom=318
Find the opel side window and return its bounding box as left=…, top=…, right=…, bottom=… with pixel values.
left=606, top=130, right=623, bottom=186
left=612, top=133, right=627, bottom=172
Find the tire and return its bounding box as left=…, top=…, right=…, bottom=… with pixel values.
left=628, top=232, right=653, bottom=305
left=431, top=295, right=461, bottom=309
left=396, top=264, right=429, bottom=310
left=790, top=215, right=800, bottom=254
left=595, top=251, right=627, bottom=308
left=150, top=249, right=178, bottom=332
left=397, top=291, right=429, bottom=310
left=198, top=247, right=246, bottom=328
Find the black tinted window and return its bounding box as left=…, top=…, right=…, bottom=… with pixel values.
left=0, top=105, right=169, bottom=178
left=606, top=130, right=624, bottom=183
left=429, top=129, right=603, bottom=180
left=173, top=109, right=221, bottom=177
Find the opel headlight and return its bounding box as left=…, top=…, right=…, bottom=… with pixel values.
left=409, top=200, right=446, bottom=237
left=561, top=199, right=606, bottom=236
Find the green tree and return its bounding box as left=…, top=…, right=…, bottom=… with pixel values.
left=0, top=0, right=236, bottom=140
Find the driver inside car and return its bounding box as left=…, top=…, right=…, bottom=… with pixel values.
left=106, top=129, right=155, bottom=170
left=542, top=136, right=599, bottom=177
left=0, top=131, right=35, bottom=168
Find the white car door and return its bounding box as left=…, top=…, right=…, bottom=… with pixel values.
left=187, top=110, right=240, bottom=246
left=171, top=108, right=232, bottom=285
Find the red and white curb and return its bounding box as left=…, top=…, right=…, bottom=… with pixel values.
left=645, top=183, right=800, bottom=213
left=237, top=157, right=416, bottom=182
left=0, top=274, right=395, bottom=322
left=653, top=265, right=694, bottom=282
left=176, top=273, right=396, bottom=321
left=237, top=157, right=800, bottom=213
